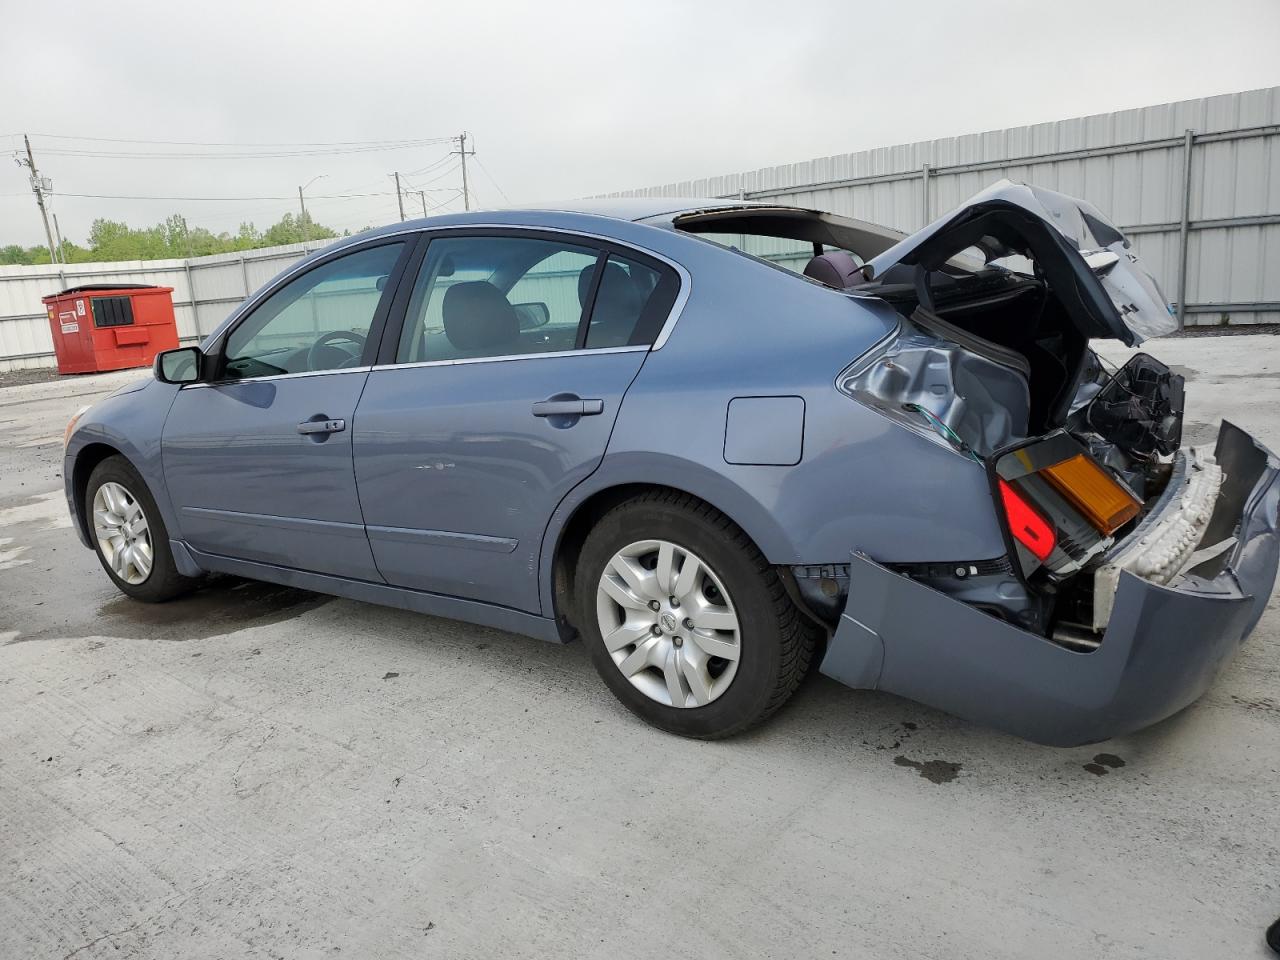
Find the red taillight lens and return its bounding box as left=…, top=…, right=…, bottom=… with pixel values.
left=998, top=478, right=1056, bottom=562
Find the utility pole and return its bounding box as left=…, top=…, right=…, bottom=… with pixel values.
left=451, top=132, right=475, bottom=211
left=298, top=175, right=326, bottom=243
left=298, top=185, right=309, bottom=241
left=394, top=171, right=406, bottom=221
left=17, top=135, right=59, bottom=263
left=414, top=190, right=428, bottom=217
left=52, top=213, right=67, bottom=262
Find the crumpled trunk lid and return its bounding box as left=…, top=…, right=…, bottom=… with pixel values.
left=867, top=180, right=1178, bottom=346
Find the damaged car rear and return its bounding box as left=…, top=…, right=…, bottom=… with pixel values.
left=779, top=181, right=1280, bottom=745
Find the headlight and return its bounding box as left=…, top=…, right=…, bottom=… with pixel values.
left=63, top=405, right=91, bottom=449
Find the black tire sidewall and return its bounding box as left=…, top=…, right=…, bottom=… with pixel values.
left=576, top=498, right=785, bottom=738
left=85, top=455, right=192, bottom=602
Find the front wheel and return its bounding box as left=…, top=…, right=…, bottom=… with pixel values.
left=86, top=455, right=200, bottom=602
left=575, top=491, right=816, bottom=739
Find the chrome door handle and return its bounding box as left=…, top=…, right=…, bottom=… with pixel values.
left=531, top=399, right=604, bottom=417
left=297, top=417, right=346, bottom=435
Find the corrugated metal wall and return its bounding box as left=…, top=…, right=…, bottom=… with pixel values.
left=0, top=239, right=337, bottom=371
left=613, top=86, right=1280, bottom=328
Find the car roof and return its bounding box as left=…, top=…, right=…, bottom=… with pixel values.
left=518, top=197, right=771, bottom=221
left=353, top=197, right=769, bottom=239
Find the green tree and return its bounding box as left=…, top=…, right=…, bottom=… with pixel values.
left=0, top=244, right=49, bottom=265
left=5, top=211, right=343, bottom=265
left=261, top=212, right=338, bottom=247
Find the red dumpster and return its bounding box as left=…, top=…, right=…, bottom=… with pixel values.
left=41, top=284, right=180, bottom=375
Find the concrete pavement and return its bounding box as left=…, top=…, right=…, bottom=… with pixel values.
left=1, top=339, right=1278, bottom=959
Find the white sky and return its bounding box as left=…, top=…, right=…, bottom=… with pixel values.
left=2, top=0, right=1279, bottom=248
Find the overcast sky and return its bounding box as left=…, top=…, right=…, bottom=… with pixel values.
left=3, top=0, right=1279, bottom=248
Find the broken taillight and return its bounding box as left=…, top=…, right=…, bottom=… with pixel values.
left=998, top=478, right=1056, bottom=562
left=1040, top=453, right=1141, bottom=535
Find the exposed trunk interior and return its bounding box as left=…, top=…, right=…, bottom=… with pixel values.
left=842, top=263, right=1188, bottom=648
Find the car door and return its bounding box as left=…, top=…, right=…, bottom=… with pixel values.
left=353, top=228, right=681, bottom=614
left=163, top=238, right=412, bottom=580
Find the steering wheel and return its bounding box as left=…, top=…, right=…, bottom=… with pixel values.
left=307, top=330, right=367, bottom=371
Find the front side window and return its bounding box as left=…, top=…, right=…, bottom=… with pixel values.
left=224, top=242, right=404, bottom=378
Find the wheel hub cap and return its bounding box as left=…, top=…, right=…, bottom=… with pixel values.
left=595, top=539, right=741, bottom=708
left=92, top=481, right=153, bottom=586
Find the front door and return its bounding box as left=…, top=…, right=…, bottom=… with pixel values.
left=354, top=230, right=680, bottom=613
left=163, top=240, right=410, bottom=580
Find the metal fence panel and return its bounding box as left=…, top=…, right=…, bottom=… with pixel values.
left=610, top=86, right=1280, bottom=328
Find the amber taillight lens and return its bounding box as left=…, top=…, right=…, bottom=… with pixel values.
left=1040, top=453, right=1141, bottom=535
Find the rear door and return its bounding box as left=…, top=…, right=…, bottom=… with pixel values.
left=353, top=228, right=681, bottom=614
left=163, top=239, right=411, bottom=580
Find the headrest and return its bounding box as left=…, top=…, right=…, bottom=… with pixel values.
left=442, top=281, right=519, bottom=353
left=803, top=250, right=862, bottom=289
left=579, top=260, right=640, bottom=306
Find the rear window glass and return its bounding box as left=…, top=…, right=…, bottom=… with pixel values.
left=688, top=232, right=862, bottom=277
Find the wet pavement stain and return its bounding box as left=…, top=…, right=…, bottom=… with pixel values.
left=893, top=755, right=961, bottom=784
left=1231, top=694, right=1280, bottom=715
left=91, top=577, right=331, bottom=641
left=1083, top=753, right=1126, bottom=776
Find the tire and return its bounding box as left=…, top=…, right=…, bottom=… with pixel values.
left=85, top=455, right=200, bottom=602
left=575, top=490, right=816, bottom=739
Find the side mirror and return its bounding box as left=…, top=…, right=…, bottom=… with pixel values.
left=513, top=302, right=551, bottom=330
left=154, top=346, right=204, bottom=384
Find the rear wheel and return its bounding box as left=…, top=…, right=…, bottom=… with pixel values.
left=86, top=455, right=200, bottom=602
left=575, top=491, right=816, bottom=739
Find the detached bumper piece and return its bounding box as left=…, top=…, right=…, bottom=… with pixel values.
left=821, top=420, right=1279, bottom=746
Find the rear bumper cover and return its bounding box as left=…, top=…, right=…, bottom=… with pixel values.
left=820, top=420, right=1279, bottom=746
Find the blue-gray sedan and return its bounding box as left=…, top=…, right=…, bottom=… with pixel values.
left=63, top=182, right=1280, bottom=744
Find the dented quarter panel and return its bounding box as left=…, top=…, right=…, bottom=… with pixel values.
left=821, top=421, right=1280, bottom=745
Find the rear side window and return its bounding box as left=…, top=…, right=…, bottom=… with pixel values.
left=583, top=254, right=671, bottom=348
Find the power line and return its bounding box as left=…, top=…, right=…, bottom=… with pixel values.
left=36, top=140, right=453, bottom=161
left=472, top=155, right=512, bottom=205
left=51, top=190, right=418, bottom=201
left=398, top=167, right=462, bottom=194
left=402, top=152, right=456, bottom=178
left=28, top=133, right=455, bottom=148
left=402, top=161, right=461, bottom=189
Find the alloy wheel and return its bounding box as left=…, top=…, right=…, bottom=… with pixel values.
left=595, top=538, right=741, bottom=708
left=92, top=481, right=153, bottom=585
